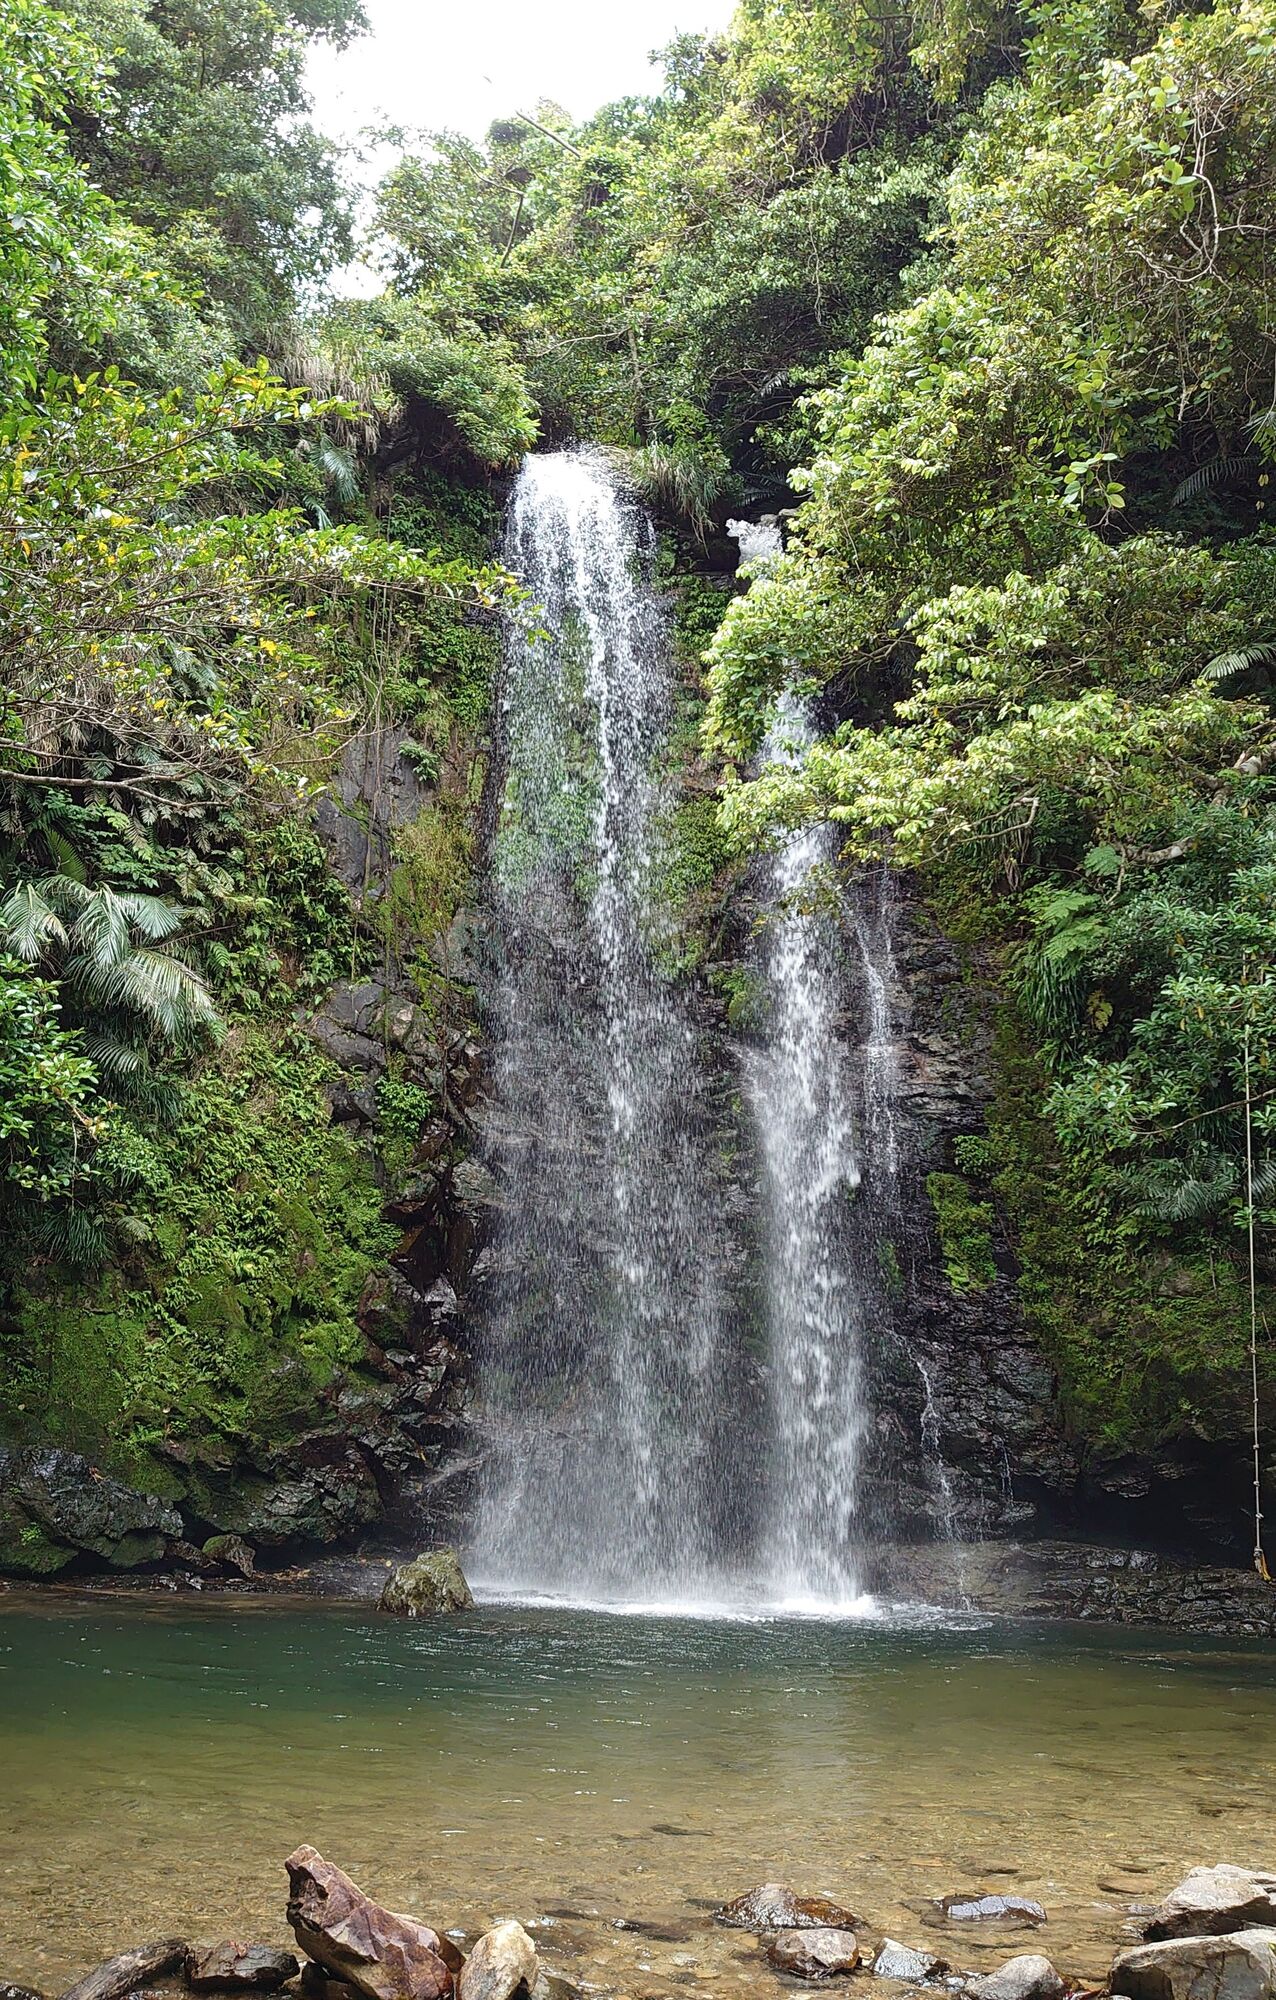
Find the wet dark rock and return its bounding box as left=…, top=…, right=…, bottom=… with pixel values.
left=967, top=1955, right=1064, bottom=2000
left=379, top=1548, right=473, bottom=1616
left=938, top=1897, right=1047, bottom=1929
left=200, top=1535, right=257, bottom=1579
left=717, top=1886, right=863, bottom=1934
left=1111, top=1929, right=1276, bottom=2000
left=299, top=1963, right=363, bottom=2000
left=2, top=1983, right=46, bottom=2000
left=185, top=1946, right=300, bottom=1992
left=871, top=1542, right=1276, bottom=1640
left=456, top=1923, right=538, bottom=2000
left=872, top=1942, right=948, bottom=1982
left=766, top=1930, right=860, bottom=1979
left=285, top=1844, right=457, bottom=2000
left=60, top=1941, right=188, bottom=2000
left=0, top=1449, right=183, bottom=1576
left=1145, top=1868, right=1276, bottom=1941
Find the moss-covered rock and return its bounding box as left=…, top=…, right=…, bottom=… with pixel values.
left=379, top=1546, right=474, bottom=1616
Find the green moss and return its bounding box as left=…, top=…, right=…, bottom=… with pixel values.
left=985, top=1008, right=1273, bottom=1453
left=0, top=1025, right=396, bottom=1488
left=926, top=1170, right=998, bottom=1292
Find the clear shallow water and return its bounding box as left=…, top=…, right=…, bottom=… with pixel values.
left=1, top=1596, right=1275, bottom=1994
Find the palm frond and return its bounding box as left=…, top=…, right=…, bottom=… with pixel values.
left=1, top=882, right=66, bottom=961
left=89, top=945, right=215, bottom=1036
left=1203, top=641, right=1276, bottom=681
left=1172, top=455, right=1257, bottom=505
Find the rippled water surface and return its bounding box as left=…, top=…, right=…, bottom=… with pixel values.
left=2, top=1596, right=1274, bottom=1994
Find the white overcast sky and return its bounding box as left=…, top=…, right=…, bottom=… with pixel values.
left=307, top=0, right=737, bottom=150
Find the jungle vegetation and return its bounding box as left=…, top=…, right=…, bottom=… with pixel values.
left=1, top=0, right=1273, bottom=1485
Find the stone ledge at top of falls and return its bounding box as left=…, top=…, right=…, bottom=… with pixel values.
left=1112, top=1930, right=1276, bottom=2000
left=716, top=1885, right=865, bottom=1934
left=1145, top=1870, right=1276, bottom=1942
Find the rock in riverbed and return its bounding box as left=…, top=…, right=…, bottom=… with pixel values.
left=938, top=1896, right=1047, bottom=1929
left=968, top=1954, right=1065, bottom=2000
left=767, top=1930, right=861, bottom=1979
left=379, top=1550, right=473, bottom=1618
left=285, top=1845, right=459, bottom=2000
left=717, top=1885, right=863, bottom=1933
left=60, top=1940, right=188, bottom=2000
left=187, top=1945, right=300, bottom=1991
left=872, top=1940, right=948, bottom=1982
left=1112, top=1929, right=1276, bottom=2000
left=1145, top=1869, right=1276, bottom=1942
left=457, top=1924, right=538, bottom=2000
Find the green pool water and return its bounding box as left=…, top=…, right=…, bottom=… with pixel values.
left=1, top=1594, right=1274, bottom=1996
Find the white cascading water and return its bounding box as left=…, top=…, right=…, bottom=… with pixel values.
left=470, top=451, right=734, bottom=1604
left=471, top=464, right=909, bottom=1612
left=745, top=691, right=874, bottom=1607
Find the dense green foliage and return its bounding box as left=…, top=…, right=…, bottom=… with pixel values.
left=3, top=0, right=1274, bottom=1522
left=0, top=0, right=510, bottom=1495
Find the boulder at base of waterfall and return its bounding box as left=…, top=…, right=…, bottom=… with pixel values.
left=1112, top=1929, right=1276, bottom=2000
left=456, top=1924, right=538, bottom=2000
left=186, top=1946, right=300, bottom=1991
left=717, top=1886, right=863, bottom=1933
left=968, top=1954, right=1065, bottom=2000
left=767, top=1930, right=861, bottom=1979
left=872, top=1940, right=948, bottom=1982
left=938, top=1896, right=1048, bottom=1929
left=60, top=1941, right=189, bottom=2000
left=378, top=1550, right=473, bottom=1618
left=285, top=1845, right=459, bottom=2000
left=1145, top=1869, right=1276, bottom=1942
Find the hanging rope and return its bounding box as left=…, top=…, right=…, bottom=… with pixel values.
left=1244, top=1015, right=1271, bottom=1582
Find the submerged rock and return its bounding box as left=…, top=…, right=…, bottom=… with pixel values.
left=456, top=1923, right=538, bottom=2000
left=717, top=1885, right=863, bottom=1933
left=872, top=1940, right=948, bottom=1982
left=767, top=1929, right=861, bottom=1979
left=938, top=1896, right=1047, bottom=1929
left=285, top=1844, right=457, bottom=2000
left=186, top=1946, right=300, bottom=1992
left=1112, top=1929, right=1276, bottom=2000
left=968, top=1955, right=1064, bottom=2000
left=379, top=1549, right=473, bottom=1618
left=1145, top=1869, right=1276, bottom=1941
left=59, top=1940, right=188, bottom=2000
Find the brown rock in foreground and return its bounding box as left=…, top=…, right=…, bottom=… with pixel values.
left=767, top=1929, right=860, bottom=1979
left=187, top=1946, right=300, bottom=1992
left=1145, top=1869, right=1276, bottom=1942
left=456, top=1924, right=537, bottom=2000
left=716, top=1885, right=863, bottom=1933
left=1112, top=1928, right=1276, bottom=2000
left=59, top=1941, right=188, bottom=2000
left=285, top=1846, right=457, bottom=2000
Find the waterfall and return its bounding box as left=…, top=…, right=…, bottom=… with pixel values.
left=744, top=695, right=875, bottom=1607
left=470, top=451, right=734, bottom=1603
left=469, top=461, right=904, bottom=1613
